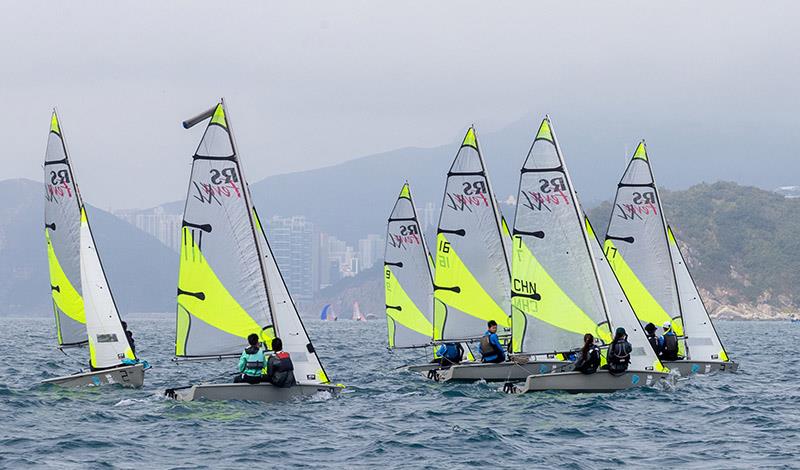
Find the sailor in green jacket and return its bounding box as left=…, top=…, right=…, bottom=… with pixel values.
left=234, top=333, right=267, bottom=384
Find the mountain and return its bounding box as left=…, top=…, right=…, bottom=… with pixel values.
left=0, top=178, right=178, bottom=316
left=242, top=115, right=796, bottom=244
left=586, top=182, right=799, bottom=319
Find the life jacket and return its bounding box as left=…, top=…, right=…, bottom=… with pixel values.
left=662, top=333, right=679, bottom=360
left=576, top=345, right=600, bottom=374
left=268, top=351, right=296, bottom=388
left=271, top=351, right=294, bottom=373
left=607, top=340, right=631, bottom=374
left=442, top=343, right=462, bottom=363
left=243, top=346, right=265, bottom=376
left=480, top=333, right=502, bottom=359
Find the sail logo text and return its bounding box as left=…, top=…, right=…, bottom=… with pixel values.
left=521, top=178, right=570, bottom=212
left=192, top=168, right=242, bottom=205
left=45, top=170, right=73, bottom=202
left=446, top=181, right=489, bottom=211
left=616, top=192, right=658, bottom=220
left=389, top=224, right=421, bottom=249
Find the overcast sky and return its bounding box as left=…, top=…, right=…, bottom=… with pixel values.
left=2, top=1, right=798, bottom=209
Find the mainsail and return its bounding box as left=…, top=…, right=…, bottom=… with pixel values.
left=384, top=182, right=435, bottom=348
left=79, top=207, right=136, bottom=369
left=510, top=117, right=611, bottom=354
left=176, top=102, right=275, bottom=357
left=253, top=208, right=329, bottom=384
left=434, top=127, right=511, bottom=341
left=603, top=142, right=685, bottom=338
left=44, top=111, right=86, bottom=348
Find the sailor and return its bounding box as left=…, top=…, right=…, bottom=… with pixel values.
left=605, top=327, right=632, bottom=375
left=659, top=321, right=680, bottom=361
left=121, top=321, right=135, bottom=355
left=644, top=322, right=661, bottom=356
left=573, top=333, right=601, bottom=374
left=433, top=343, right=464, bottom=367
left=265, top=337, right=296, bottom=388
left=234, top=333, right=267, bottom=384
left=479, top=320, right=505, bottom=364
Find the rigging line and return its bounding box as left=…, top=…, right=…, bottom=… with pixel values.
left=392, top=348, right=435, bottom=370
left=58, top=347, right=89, bottom=371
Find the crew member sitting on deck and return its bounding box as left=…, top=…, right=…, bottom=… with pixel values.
left=433, top=342, right=464, bottom=367
left=644, top=322, right=661, bottom=356
left=573, top=333, right=601, bottom=374
left=659, top=321, right=680, bottom=361
left=265, top=338, right=296, bottom=388
left=234, top=333, right=266, bottom=384
left=479, top=320, right=505, bottom=364
left=605, top=327, right=632, bottom=375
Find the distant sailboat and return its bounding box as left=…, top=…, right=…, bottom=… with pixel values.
left=352, top=302, right=367, bottom=322
left=165, top=100, right=340, bottom=402
left=603, top=141, right=737, bottom=375
left=512, top=118, right=668, bottom=393
left=320, top=304, right=337, bottom=321
left=384, top=182, right=472, bottom=372
left=42, top=111, right=146, bottom=388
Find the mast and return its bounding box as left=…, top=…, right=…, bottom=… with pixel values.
left=220, top=99, right=279, bottom=338
left=642, top=141, right=686, bottom=329
left=548, top=115, right=612, bottom=330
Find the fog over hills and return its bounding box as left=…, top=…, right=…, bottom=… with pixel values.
left=0, top=179, right=177, bottom=316
left=242, top=114, right=796, bottom=244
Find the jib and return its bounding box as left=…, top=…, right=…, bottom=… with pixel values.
left=539, top=177, right=566, bottom=193
left=632, top=191, right=656, bottom=204
left=50, top=169, right=70, bottom=185
left=399, top=224, right=419, bottom=236
left=462, top=180, right=487, bottom=195
left=210, top=168, right=238, bottom=185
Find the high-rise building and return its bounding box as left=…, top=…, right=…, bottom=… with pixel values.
left=422, top=201, right=436, bottom=232
left=114, top=206, right=182, bottom=252
left=357, top=234, right=383, bottom=270
left=267, top=216, right=315, bottom=303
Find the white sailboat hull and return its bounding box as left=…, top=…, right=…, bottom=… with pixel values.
left=165, top=382, right=342, bottom=403
left=663, top=360, right=738, bottom=376
left=432, top=360, right=570, bottom=382
left=42, top=363, right=145, bottom=388
left=514, top=370, right=670, bottom=394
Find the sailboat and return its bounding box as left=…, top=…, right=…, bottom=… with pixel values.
left=603, top=141, right=737, bottom=375
left=424, top=127, right=555, bottom=382
left=352, top=302, right=367, bottom=322
left=165, top=100, right=340, bottom=402
left=320, top=304, right=337, bottom=321
left=509, top=117, right=668, bottom=393
left=385, top=182, right=467, bottom=373
left=42, top=111, right=146, bottom=388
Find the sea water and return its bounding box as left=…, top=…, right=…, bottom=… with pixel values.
left=0, top=316, right=796, bottom=469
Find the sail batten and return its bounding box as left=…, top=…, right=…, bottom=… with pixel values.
left=384, top=182, right=435, bottom=349
left=434, top=127, right=511, bottom=341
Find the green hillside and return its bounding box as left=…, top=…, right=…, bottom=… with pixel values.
left=588, top=182, right=799, bottom=310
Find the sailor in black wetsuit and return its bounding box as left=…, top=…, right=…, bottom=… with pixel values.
left=573, top=333, right=601, bottom=374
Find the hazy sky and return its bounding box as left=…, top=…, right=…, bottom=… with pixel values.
left=2, top=1, right=798, bottom=209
